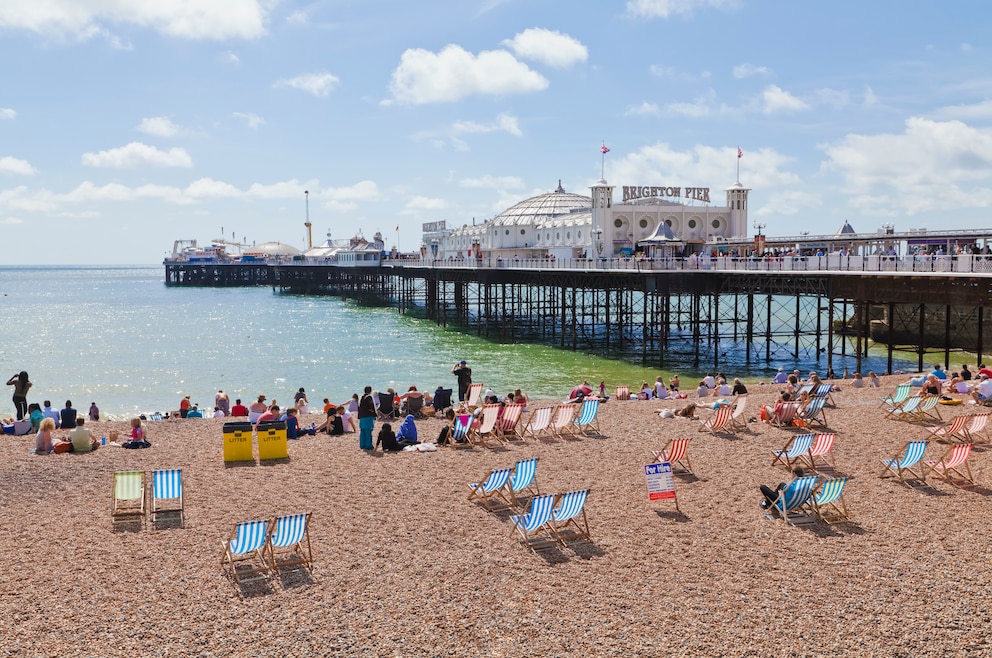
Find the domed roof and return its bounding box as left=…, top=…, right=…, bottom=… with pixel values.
left=490, top=181, right=591, bottom=227
left=245, top=241, right=303, bottom=257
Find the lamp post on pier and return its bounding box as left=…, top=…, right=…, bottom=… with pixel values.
left=752, top=222, right=766, bottom=256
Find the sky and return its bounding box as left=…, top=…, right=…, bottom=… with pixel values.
left=2, top=0, right=992, bottom=264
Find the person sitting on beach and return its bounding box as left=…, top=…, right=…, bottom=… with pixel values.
left=88, top=402, right=99, bottom=422
left=654, top=376, right=669, bottom=399
left=669, top=375, right=680, bottom=392
left=961, top=364, right=973, bottom=381
left=715, top=380, right=732, bottom=397
left=248, top=395, right=267, bottom=423
left=42, top=400, right=60, bottom=429
left=400, top=386, right=424, bottom=415
left=948, top=372, right=970, bottom=394
left=69, top=418, right=99, bottom=453
left=759, top=467, right=806, bottom=510
left=123, top=417, right=151, bottom=449
left=436, top=409, right=457, bottom=445
left=34, top=417, right=55, bottom=454
left=212, top=406, right=225, bottom=418
left=282, top=408, right=300, bottom=439
left=851, top=372, right=865, bottom=389
left=773, top=368, right=789, bottom=385
left=185, top=405, right=203, bottom=419
left=760, top=392, right=792, bottom=423
left=930, top=364, right=948, bottom=380
left=868, top=372, right=881, bottom=388
left=230, top=398, right=248, bottom=417
left=374, top=423, right=413, bottom=452
left=971, top=374, right=992, bottom=403
left=59, top=401, right=77, bottom=431
left=28, top=403, right=44, bottom=432
left=923, top=374, right=941, bottom=397
left=395, top=414, right=419, bottom=445
left=731, top=378, right=748, bottom=396
left=294, top=387, right=309, bottom=412
left=695, top=381, right=708, bottom=399
left=703, top=373, right=715, bottom=389
left=257, top=405, right=279, bottom=424
left=787, top=374, right=800, bottom=393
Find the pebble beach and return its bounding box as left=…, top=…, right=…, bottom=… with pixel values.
left=2, top=373, right=990, bottom=657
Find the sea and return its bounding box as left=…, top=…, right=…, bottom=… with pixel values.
left=0, top=266, right=917, bottom=419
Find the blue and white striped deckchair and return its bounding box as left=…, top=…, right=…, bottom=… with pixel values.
left=811, top=477, right=850, bottom=524
left=507, top=458, right=540, bottom=508
left=796, top=383, right=814, bottom=398
left=772, top=475, right=819, bottom=525
left=222, top=519, right=270, bottom=584
left=801, top=397, right=827, bottom=428
left=267, top=512, right=313, bottom=573
left=886, top=394, right=922, bottom=420
left=770, top=434, right=815, bottom=470
left=814, top=383, right=835, bottom=406
left=467, top=467, right=514, bottom=511
left=112, top=471, right=145, bottom=527
left=879, top=440, right=929, bottom=484
left=550, top=489, right=591, bottom=545
left=448, top=414, right=474, bottom=449
left=509, top=493, right=557, bottom=551
left=152, top=469, right=184, bottom=526
left=573, top=398, right=601, bottom=435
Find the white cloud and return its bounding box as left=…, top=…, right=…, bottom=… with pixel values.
left=814, top=88, right=850, bottom=109
left=501, top=28, right=587, bottom=69
left=388, top=45, right=548, bottom=105
left=136, top=116, right=181, bottom=138
left=0, top=0, right=269, bottom=40
left=732, top=63, right=769, bottom=79
left=64, top=181, right=188, bottom=204
left=286, top=10, right=309, bottom=25
left=274, top=72, right=340, bottom=97
left=222, top=50, right=240, bottom=64
left=0, top=217, right=24, bottom=225
left=0, top=108, right=15, bottom=119
left=625, top=101, right=661, bottom=117
left=405, top=196, right=447, bottom=210
left=626, top=0, right=738, bottom=19
left=0, top=156, right=38, bottom=175
left=316, top=181, right=380, bottom=211
left=0, top=185, right=59, bottom=212
left=246, top=180, right=314, bottom=200
left=233, top=112, right=265, bottom=129
left=664, top=90, right=732, bottom=118
left=822, top=117, right=992, bottom=215
left=459, top=175, right=525, bottom=190
left=82, top=142, right=193, bottom=168
left=933, top=100, right=992, bottom=121
left=452, top=113, right=522, bottom=137
left=761, top=84, right=809, bottom=114
left=185, top=178, right=241, bottom=199
left=863, top=85, right=878, bottom=108
left=648, top=64, right=710, bottom=81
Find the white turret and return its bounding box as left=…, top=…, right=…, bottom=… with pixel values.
left=724, top=181, right=750, bottom=238
left=590, top=179, right=614, bottom=256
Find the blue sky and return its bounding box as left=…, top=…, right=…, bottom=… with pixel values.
left=2, top=0, right=992, bottom=264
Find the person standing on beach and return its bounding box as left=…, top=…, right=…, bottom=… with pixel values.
left=7, top=371, right=31, bottom=420
left=452, top=360, right=472, bottom=402
left=358, top=386, right=376, bottom=450
left=179, top=395, right=191, bottom=418
left=215, top=390, right=230, bottom=416
left=88, top=402, right=99, bottom=421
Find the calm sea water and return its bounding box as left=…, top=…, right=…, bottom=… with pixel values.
left=0, top=266, right=916, bottom=419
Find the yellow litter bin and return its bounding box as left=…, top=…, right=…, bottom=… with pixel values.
left=257, top=420, right=288, bottom=460
left=223, top=421, right=255, bottom=463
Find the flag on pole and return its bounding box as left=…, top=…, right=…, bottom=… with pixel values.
left=601, top=144, right=610, bottom=154
left=395, top=225, right=399, bottom=231
left=738, top=147, right=743, bottom=159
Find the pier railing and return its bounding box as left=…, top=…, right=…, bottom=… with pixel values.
left=388, top=254, right=992, bottom=275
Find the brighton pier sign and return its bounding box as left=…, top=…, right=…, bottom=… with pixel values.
left=622, top=185, right=710, bottom=204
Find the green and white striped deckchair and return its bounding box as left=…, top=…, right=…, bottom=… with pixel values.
left=112, top=471, right=145, bottom=527
left=811, top=477, right=850, bottom=524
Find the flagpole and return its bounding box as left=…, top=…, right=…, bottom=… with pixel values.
left=736, top=146, right=740, bottom=182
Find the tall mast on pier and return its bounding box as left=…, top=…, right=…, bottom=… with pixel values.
left=304, top=190, right=312, bottom=249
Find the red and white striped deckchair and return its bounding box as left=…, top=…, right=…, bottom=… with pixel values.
left=496, top=403, right=525, bottom=441
left=465, top=383, right=484, bottom=410
left=925, top=443, right=975, bottom=483
left=698, top=406, right=735, bottom=435
left=965, top=413, right=991, bottom=443
left=804, top=433, right=837, bottom=471
left=615, top=385, right=630, bottom=401
left=652, top=438, right=692, bottom=474
left=549, top=404, right=577, bottom=439
left=520, top=406, right=553, bottom=440
left=471, top=404, right=502, bottom=448
left=771, top=402, right=799, bottom=428
left=928, top=415, right=971, bottom=444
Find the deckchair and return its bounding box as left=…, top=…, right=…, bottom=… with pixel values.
left=698, top=406, right=735, bottom=435
left=465, top=383, right=484, bottom=410
left=448, top=413, right=475, bottom=449
left=796, top=383, right=814, bottom=398
left=615, top=385, right=631, bottom=401
left=112, top=471, right=145, bottom=527
left=886, top=394, right=922, bottom=420
left=801, top=397, right=827, bottom=429
left=520, top=406, right=553, bottom=440
left=549, top=404, right=577, bottom=439
left=771, top=475, right=819, bottom=526
left=509, top=493, right=558, bottom=551
left=573, top=398, right=601, bottom=435
left=403, top=395, right=425, bottom=419
left=966, top=413, right=991, bottom=443
left=222, top=519, right=270, bottom=584
left=652, top=438, right=692, bottom=474
left=267, top=512, right=314, bottom=573
left=925, top=443, right=975, bottom=483
left=928, top=415, right=971, bottom=443
left=814, top=384, right=835, bottom=406
left=471, top=404, right=502, bottom=447
left=376, top=393, right=398, bottom=420
left=880, top=383, right=911, bottom=409
left=804, top=433, right=837, bottom=471
left=432, top=388, right=453, bottom=413
left=467, top=467, right=514, bottom=511
left=550, top=489, right=591, bottom=545
left=879, top=440, right=929, bottom=484
left=151, top=469, right=184, bottom=526
left=496, top=403, right=525, bottom=441
left=770, top=434, right=814, bottom=471
left=771, top=402, right=799, bottom=428
left=729, top=395, right=748, bottom=432
left=506, top=458, right=540, bottom=508
left=811, top=477, right=850, bottom=524
left=913, top=395, right=942, bottom=423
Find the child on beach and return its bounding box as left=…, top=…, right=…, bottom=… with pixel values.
left=34, top=418, right=55, bottom=454
left=868, top=372, right=881, bottom=388
left=123, top=417, right=151, bottom=449
left=283, top=408, right=300, bottom=439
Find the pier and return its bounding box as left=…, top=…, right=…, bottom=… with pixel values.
left=166, top=254, right=992, bottom=374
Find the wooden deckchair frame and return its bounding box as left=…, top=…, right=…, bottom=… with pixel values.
left=221, top=519, right=271, bottom=584
left=925, top=443, right=975, bottom=483
left=811, top=477, right=850, bottom=524
left=112, top=471, right=145, bottom=527
left=550, top=490, right=592, bottom=546
left=879, top=440, right=929, bottom=485
left=698, top=406, right=735, bottom=435
left=771, top=434, right=814, bottom=471
left=510, top=494, right=558, bottom=551
left=267, top=512, right=314, bottom=574
left=549, top=404, right=577, bottom=439
left=520, top=406, right=553, bottom=440
left=467, top=468, right=514, bottom=511
left=653, top=438, right=693, bottom=474
left=448, top=413, right=475, bottom=449
left=928, top=415, right=971, bottom=444
left=151, top=468, right=184, bottom=527
left=496, top=403, right=525, bottom=442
